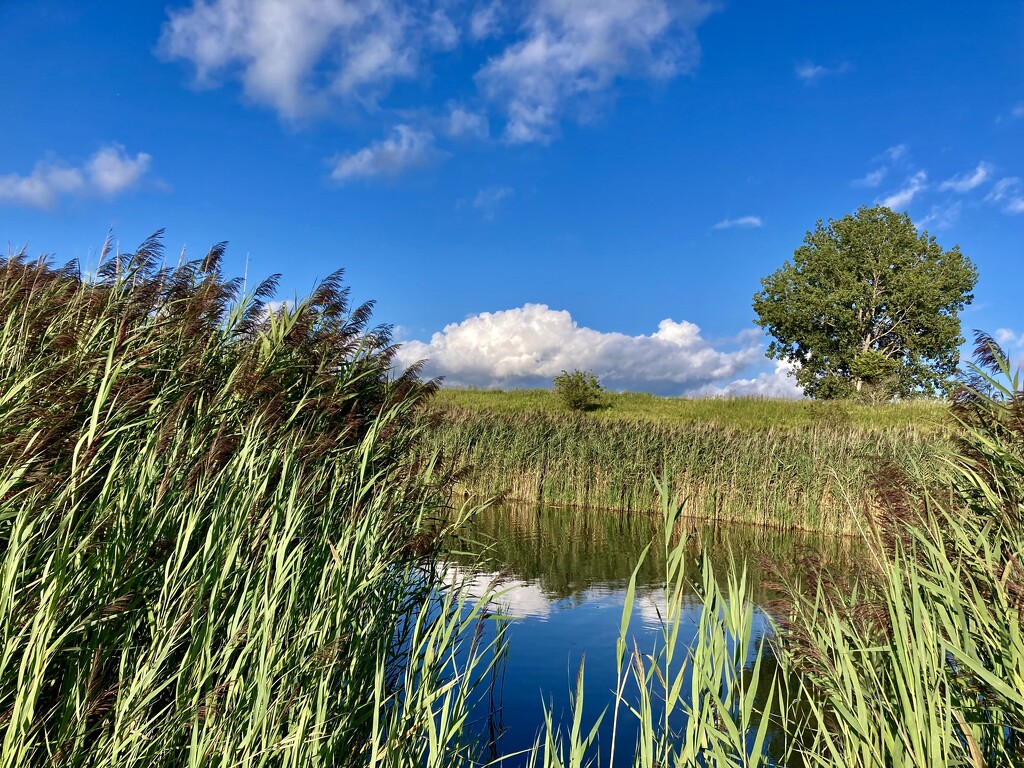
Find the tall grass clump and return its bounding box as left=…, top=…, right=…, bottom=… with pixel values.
left=0, top=235, right=501, bottom=767
left=418, top=405, right=944, bottom=532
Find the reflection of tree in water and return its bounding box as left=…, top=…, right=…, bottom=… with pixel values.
left=449, top=504, right=862, bottom=604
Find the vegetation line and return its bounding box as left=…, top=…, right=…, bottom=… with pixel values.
left=420, top=390, right=949, bottom=532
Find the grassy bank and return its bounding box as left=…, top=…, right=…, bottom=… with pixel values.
left=420, top=392, right=949, bottom=532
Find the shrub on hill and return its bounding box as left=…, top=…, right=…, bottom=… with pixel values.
left=554, top=368, right=603, bottom=411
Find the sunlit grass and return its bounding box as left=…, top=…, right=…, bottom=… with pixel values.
left=432, top=387, right=949, bottom=432
left=419, top=399, right=947, bottom=532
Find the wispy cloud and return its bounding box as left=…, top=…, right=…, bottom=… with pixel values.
left=713, top=215, right=763, bottom=230
left=985, top=177, right=1024, bottom=214
left=447, top=104, right=489, bottom=140
left=395, top=304, right=763, bottom=394
left=939, top=162, right=993, bottom=193
left=330, top=125, right=439, bottom=181
left=795, top=60, right=851, bottom=84
left=1012, top=104, right=1024, bottom=119
left=476, top=0, right=714, bottom=144
left=852, top=167, right=887, bottom=188
left=917, top=202, right=961, bottom=231
left=472, top=184, right=514, bottom=218
left=469, top=1, right=506, bottom=40
left=0, top=144, right=151, bottom=209
left=884, top=144, right=908, bottom=163
left=880, top=171, right=927, bottom=209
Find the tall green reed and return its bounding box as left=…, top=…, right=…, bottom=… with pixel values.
left=418, top=405, right=943, bottom=532
left=0, top=237, right=501, bottom=767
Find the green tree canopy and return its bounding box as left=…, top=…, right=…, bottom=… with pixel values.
left=752, top=205, right=978, bottom=399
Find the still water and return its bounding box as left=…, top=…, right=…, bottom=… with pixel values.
left=444, top=504, right=858, bottom=763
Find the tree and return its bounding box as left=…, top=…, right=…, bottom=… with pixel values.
left=553, top=369, right=603, bottom=411
left=752, top=206, right=978, bottom=399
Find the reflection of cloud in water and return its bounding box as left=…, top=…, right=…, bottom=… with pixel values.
left=443, top=564, right=703, bottom=628
left=444, top=564, right=553, bottom=619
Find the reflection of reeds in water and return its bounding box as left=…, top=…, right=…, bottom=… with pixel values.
left=449, top=503, right=863, bottom=603
left=419, top=405, right=946, bottom=532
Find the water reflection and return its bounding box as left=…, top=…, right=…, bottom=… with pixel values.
left=446, top=504, right=859, bottom=764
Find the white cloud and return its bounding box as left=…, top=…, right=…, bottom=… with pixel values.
left=880, top=171, right=927, bottom=209
left=852, top=167, right=887, bottom=188
left=476, top=0, right=714, bottom=144
left=160, top=0, right=458, bottom=119
left=469, top=1, right=506, bottom=40
left=917, top=201, right=961, bottom=231
left=447, top=104, right=490, bottom=139
left=330, top=125, right=438, bottom=181
left=985, top=177, right=1024, bottom=215
left=884, top=144, right=908, bottom=163
left=472, top=184, right=514, bottom=218
left=994, top=329, right=1024, bottom=358
left=1012, top=104, right=1024, bottom=119
left=86, top=145, right=152, bottom=195
left=395, top=304, right=763, bottom=394
left=0, top=144, right=151, bottom=209
left=713, top=215, right=763, bottom=230
left=794, top=62, right=826, bottom=83
left=794, top=61, right=849, bottom=84
left=699, top=360, right=802, bottom=399
left=994, top=328, right=1020, bottom=346
left=938, top=162, right=993, bottom=193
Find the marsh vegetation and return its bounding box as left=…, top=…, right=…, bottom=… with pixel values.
left=1, top=238, right=1020, bottom=766
left=420, top=390, right=948, bottom=532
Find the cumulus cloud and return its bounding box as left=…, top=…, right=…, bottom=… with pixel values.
left=852, top=167, right=887, bottom=188
left=794, top=61, right=850, bottom=84
left=160, top=0, right=459, bottom=119
left=330, top=125, right=438, bottom=181
left=161, top=0, right=715, bottom=153
left=698, top=360, right=802, bottom=398
left=880, top=171, right=927, bottom=209
left=939, top=162, right=993, bottom=193
left=472, top=184, right=514, bottom=218
left=713, top=215, right=763, bottom=230
left=476, top=0, right=714, bottom=143
left=395, top=304, right=764, bottom=394
left=0, top=144, right=151, bottom=209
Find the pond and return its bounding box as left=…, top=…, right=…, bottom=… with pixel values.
left=444, top=504, right=861, bottom=765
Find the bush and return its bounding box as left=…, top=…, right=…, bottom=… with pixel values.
left=553, top=369, right=603, bottom=411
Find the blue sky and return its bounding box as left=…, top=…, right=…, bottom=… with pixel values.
left=2, top=1, right=1022, bottom=395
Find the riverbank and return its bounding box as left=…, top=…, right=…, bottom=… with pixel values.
left=421, top=390, right=951, bottom=533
